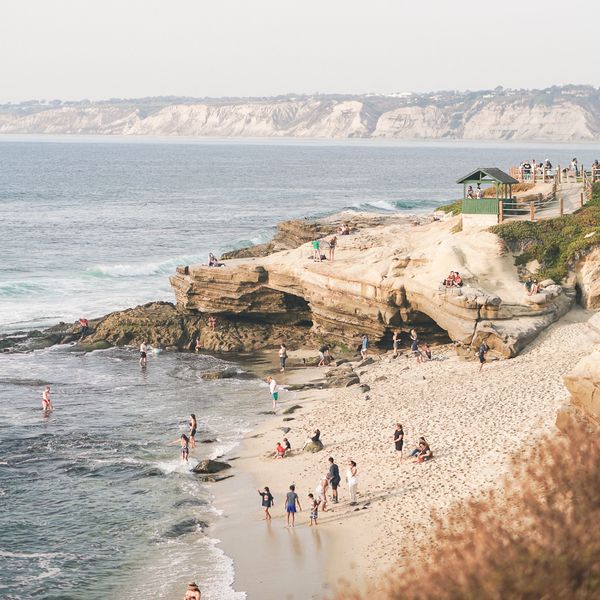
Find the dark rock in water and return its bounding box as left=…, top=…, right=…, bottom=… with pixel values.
left=192, top=459, right=232, bottom=474
left=194, top=474, right=234, bottom=483
left=283, top=417, right=295, bottom=422
left=0, top=378, right=51, bottom=387
left=304, top=440, right=324, bottom=453
left=282, top=404, right=302, bottom=415
left=163, top=517, right=208, bottom=539
left=359, top=384, right=371, bottom=393
left=201, top=366, right=256, bottom=380
left=280, top=427, right=291, bottom=434
left=173, top=498, right=207, bottom=508
left=200, top=439, right=217, bottom=444
left=69, top=340, right=112, bottom=352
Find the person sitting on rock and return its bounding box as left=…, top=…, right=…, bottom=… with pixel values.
left=208, top=252, right=224, bottom=267
left=302, top=429, right=321, bottom=451
left=443, top=271, right=456, bottom=287
left=411, top=441, right=433, bottom=463
left=282, top=437, right=291, bottom=456
left=453, top=272, right=463, bottom=287
left=528, top=279, right=540, bottom=296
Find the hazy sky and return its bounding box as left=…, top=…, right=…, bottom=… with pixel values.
left=0, top=0, right=598, bottom=102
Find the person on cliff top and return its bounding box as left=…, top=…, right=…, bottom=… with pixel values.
left=189, top=414, right=197, bottom=448
left=42, top=385, right=53, bottom=412
left=278, top=343, right=287, bottom=372
left=139, top=341, right=148, bottom=367
left=208, top=252, right=223, bottom=267
left=285, top=484, right=302, bottom=527
left=392, top=329, right=401, bottom=357
left=443, top=271, right=456, bottom=287
left=312, top=239, right=321, bottom=262
left=453, top=272, right=463, bottom=287
left=308, top=493, right=320, bottom=526
left=266, top=376, right=285, bottom=411
left=478, top=341, right=489, bottom=372
left=183, top=582, right=201, bottom=600
left=258, top=486, right=274, bottom=520
left=360, top=335, right=369, bottom=359
left=328, top=235, right=337, bottom=261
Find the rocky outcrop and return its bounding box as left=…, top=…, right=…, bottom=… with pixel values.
left=575, top=247, right=600, bottom=309
left=192, top=459, right=232, bottom=474
left=171, top=214, right=574, bottom=358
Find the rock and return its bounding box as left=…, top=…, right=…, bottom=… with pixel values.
left=359, top=384, right=371, bottom=393
left=356, top=357, right=375, bottom=368
left=575, top=247, right=600, bottom=309
left=333, top=358, right=349, bottom=366
left=201, top=367, right=245, bottom=381
left=539, top=278, right=555, bottom=288
left=200, top=439, right=216, bottom=444
left=282, top=404, right=302, bottom=415
left=303, top=440, right=324, bottom=453
left=282, top=417, right=295, bottom=422
left=327, top=374, right=360, bottom=388
left=280, top=427, right=291, bottom=434
left=192, top=459, right=232, bottom=474
left=374, top=375, right=388, bottom=382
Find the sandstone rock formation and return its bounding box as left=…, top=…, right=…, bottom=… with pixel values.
left=171, top=214, right=574, bottom=358
left=575, top=247, right=600, bottom=309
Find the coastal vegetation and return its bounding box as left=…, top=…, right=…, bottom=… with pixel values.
left=336, top=423, right=600, bottom=600
left=491, top=182, right=600, bottom=281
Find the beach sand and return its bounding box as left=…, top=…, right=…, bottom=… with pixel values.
left=211, top=307, right=600, bottom=599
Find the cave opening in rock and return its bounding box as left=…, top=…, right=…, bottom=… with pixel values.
left=379, top=310, right=452, bottom=350
left=282, top=292, right=313, bottom=327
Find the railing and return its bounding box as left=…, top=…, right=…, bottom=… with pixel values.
left=500, top=188, right=558, bottom=221
left=583, top=168, right=594, bottom=201
left=510, top=165, right=559, bottom=183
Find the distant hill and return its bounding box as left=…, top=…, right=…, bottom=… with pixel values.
left=1, top=86, right=599, bottom=141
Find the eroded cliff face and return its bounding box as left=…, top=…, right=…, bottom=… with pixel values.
left=170, top=214, right=574, bottom=357
left=2, top=88, right=599, bottom=140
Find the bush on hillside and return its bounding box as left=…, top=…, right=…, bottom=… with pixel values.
left=334, top=423, right=600, bottom=600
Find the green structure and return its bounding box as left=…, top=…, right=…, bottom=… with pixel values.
left=457, top=167, right=519, bottom=216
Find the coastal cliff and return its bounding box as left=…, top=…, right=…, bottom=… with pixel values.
left=170, top=213, right=574, bottom=357
left=2, top=86, right=599, bottom=141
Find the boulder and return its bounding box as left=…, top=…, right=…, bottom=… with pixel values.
left=303, top=440, right=324, bottom=453
left=192, top=459, right=232, bottom=474
left=575, top=247, right=600, bottom=309
left=359, top=384, right=371, bottom=393
left=327, top=374, right=360, bottom=388
left=356, top=357, right=375, bottom=368
left=561, top=351, right=600, bottom=430
left=282, top=404, right=302, bottom=415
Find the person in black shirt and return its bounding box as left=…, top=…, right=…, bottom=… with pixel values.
left=258, top=486, right=274, bottom=520
left=327, top=457, right=341, bottom=504
left=393, top=424, right=404, bottom=461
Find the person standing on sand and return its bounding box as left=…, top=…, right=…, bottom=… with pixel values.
left=328, top=236, right=337, bottom=262
left=478, top=341, right=489, bottom=372
left=266, top=376, right=284, bottom=411
left=327, top=457, right=341, bottom=504
left=346, top=460, right=358, bottom=505
left=392, top=329, right=401, bottom=357
left=315, top=474, right=329, bottom=512
left=42, top=386, right=53, bottom=412
left=278, top=343, right=287, bottom=373
left=360, top=334, right=369, bottom=359
left=184, top=582, right=201, bottom=600
left=189, top=414, right=197, bottom=448
left=285, top=484, right=301, bottom=527
left=393, top=424, right=404, bottom=461
left=139, top=341, right=148, bottom=367
left=258, top=486, right=274, bottom=520
left=308, top=493, right=320, bottom=526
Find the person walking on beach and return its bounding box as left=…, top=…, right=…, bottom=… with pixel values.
left=42, top=386, right=53, bottom=412
left=278, top=343, right=287, bottom=373
left=266, top=376, right=284, bottom=411
left=184, top=582, right=201, bottom=599
left=328, top=235, right=337, bottom=262
left=258, top=486, right=274, bottom=520
left=327, top=457, right=341, bottom=504
left=285, top=484, right=301, bottom=527
left=139, top=341, right=148, bottom=367
left=393, top=423, right=404, bottom=461
left=189, top=414, right=197, bottom=448
left=392, top=329, right=401, bottom=357
left=346, top=460, right=358, bottom=505
left=315, top=474, right=329, bottom=512
left=308, top=493, right=320, bottom=526
left=312, top=239, right=321, bottom=262
left=478, top=341, right=489, bottom=372
left=360, top=334, right=369, bottom=359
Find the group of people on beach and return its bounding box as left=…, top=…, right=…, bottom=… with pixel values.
left=170, top=414, right=198, bottom=463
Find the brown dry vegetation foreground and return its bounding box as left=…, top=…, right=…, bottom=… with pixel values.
left=334, top=424, right=600, bottom=600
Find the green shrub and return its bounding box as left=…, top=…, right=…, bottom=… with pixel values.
left=437, top=199, right=463, bottom=215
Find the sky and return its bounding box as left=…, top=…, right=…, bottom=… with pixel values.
left=0, top=0, right=598, bottom=103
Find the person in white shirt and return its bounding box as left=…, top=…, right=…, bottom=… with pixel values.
left=139, top=341, right=148, bottom=367
left=266, top=376, right=284, bottom=411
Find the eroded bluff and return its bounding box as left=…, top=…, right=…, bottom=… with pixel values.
left=171, top=214, right=574, bottom=357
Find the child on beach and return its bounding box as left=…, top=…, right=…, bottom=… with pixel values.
left=258, top=486, right=274, bottom=520
left=274, top=441, right=286, bottom=459
left=308, top=493, right=320, bottom=526
left=170, top=434, right=190, bottom=462
left=285, top=484, right=302, bottom=527
left=189, top=414, right=197, bottom=448
left=266, top=376, right=285, bottom=411
left=392, top=330, right=401, bottom=357
left=282, top=437, right=291, bottom=456
left=42, top=386, right=53, bottom=412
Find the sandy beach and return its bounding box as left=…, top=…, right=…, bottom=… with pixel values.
left=211, top=306, right=600, bottom=599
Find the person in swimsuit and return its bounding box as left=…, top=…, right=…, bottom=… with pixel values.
left=170, top=434, right=190, bottom=462
left=189, top=414, right=197, bottom=448
left=42, top=386, right=53, bottom=412
left=258, top=486, right=274, bottom=520
left=328, top=236, right=337, bottom=262
left=393, top=423, right=404, bottom=460
left=183, top=582, right=201, bottom=600
left=278, top=343, right=287, bottom=372
left=139, top=341, right=148, bottom=367
left=308, top=493, right=320, bottom=526
left=285, top=484, right=301, bottom=527
left=194, top=337, right=202, bottom=352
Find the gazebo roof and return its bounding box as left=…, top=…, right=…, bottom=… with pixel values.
left=456, top=167, right=519, bottom=185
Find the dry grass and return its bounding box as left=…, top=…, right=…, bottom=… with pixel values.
left=483, top=182, right=534, bottom=197
left=334, top=424, right=600, bottom=600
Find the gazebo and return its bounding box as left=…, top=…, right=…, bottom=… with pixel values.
left=457, top=167, right=519, bottom=228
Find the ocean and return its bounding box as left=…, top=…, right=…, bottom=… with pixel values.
left=1, top=136, right=599, bottom=599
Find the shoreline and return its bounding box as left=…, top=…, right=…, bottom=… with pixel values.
left=208, top=307, right=600, bottom=598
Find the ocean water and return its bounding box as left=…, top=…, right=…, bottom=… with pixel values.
left=1, top=136, right=600, bottom=599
